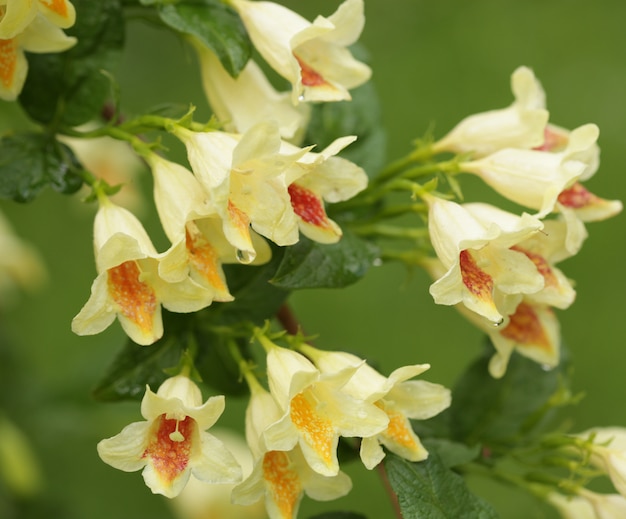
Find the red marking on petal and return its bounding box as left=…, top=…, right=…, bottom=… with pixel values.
left=501, top=302, right=552, bottom=351
left=288, top=184, right=332, bottom=229
left=263, top=451, right=302, bottom=518
left=459, top=250, right=494, bottom=301
left=107, top=261, right=157, bottom=333
left=143, top=415, right=194, bottom=485
left=294, top=54, right=328, bottom=87
left=557, top=183, right=599, bottom=209
left=534, top=127, right=569, bottom=152
left=185, top=228, right=227, bottom=292
left=511, top=246, right=557, bottom=288
left=0, top=38, right=17, bottom=88
left=227, top=200, right=250, bottom=231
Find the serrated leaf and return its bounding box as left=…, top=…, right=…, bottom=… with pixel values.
left=158, top=0, right=251, bottom=77
left=19, top=0, right=124, bottom=126
left=308, top=513, right=368, bottom=519
left=385, top=453, right=499, bottom=519
left=0, top=133, right=83, bottom=202
left=305, top=60, right=387, bottom=176
left=448, top=341, right=569, bottom=446
left=271, top=231, right=379, bottom=289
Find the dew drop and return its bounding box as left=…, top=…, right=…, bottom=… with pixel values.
left=236, top=249, right=254, bottom=264
left=372, top=258, right=383, bottom=267
left=298, top=94, right=305, bottom=102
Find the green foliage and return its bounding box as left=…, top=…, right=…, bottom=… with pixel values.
left=157, top=0, right=252, bottom=77
left=19, top=0, right=124, bottom=127
left=0, top=133, right=83, bottom=202
left=385, top=452, right=499, bottom=519
left=272, top=231, right=379, bottom=289
left=305, top=78, right=387, bottom=177
left=447, top=342, right=570, bottom=448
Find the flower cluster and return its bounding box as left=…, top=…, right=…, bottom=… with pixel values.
left=0, top=0, right=76, bottom=100
left=69, top=0, right=370, bottom=347
left=423, top=66, right=621, bottom=377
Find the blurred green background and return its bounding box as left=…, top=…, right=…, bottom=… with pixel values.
left=1, top=0, right=626, bottom=517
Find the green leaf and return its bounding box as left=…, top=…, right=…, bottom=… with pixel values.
left=423, top=438, right=481, bottom=469
left=19, top=0, right=124, bottom=127
left=92, top=332, right=185, bottom=402
left=304, top=53, right=387, bottom=177
left=385, top=452, right=499, bottom=519
left=0, top=133, right=83, bottom=202
left=308, top=513, right=368, bottom=519
left=448, top=341, right=570, bottom=447
left=158, top=0, right=252, bottom=77
left=271, top=231, right=379, bottom=289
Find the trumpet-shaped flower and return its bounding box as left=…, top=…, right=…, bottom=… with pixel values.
left=425, top=196, right=545, bottom=324
left=547, top=492, right=596, bottom=519
left=465, top=204, right=576, bottom=310
left=71, top=198, right=214, bottom=345
left=0, top=13, right=76, bottom=100
left=300, top=345, right=451, bottom=468
left=433, top=66, right=548, bottom=157
left=233, top=379, right=351, bottom=519
left=193, top=41, right=310, bottom=142
left=423, top=256, right=561, bottom=378
left=150, top=154, right=270, bottom=302
left=97, top=375, right=242, bottom=498
left=283, top=136, right=368, bottom=243
left=262, top=345, right=389, bottom=477
left=460, top=124, right=600, bottom=217
left=173, top=122, right=312, bottom=262
left=0, top=0, right=75, bottom=38
left=229, top=0, right=371, bottom=104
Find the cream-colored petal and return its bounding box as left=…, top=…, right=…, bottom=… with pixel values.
left=191, top=431, right=242, bottom=484
left=0, top=38, right=27, bottom=101
left=97, top=421, right=151, bottom=472
left=18, top=14, right=76, bottom=53
left=0, top=0, right=37, bottom=38
left=71, top=271, right=116, bottom=336
left=387, top=380, right=452, bottom=420
left=359, top=435, right=386, bottom=470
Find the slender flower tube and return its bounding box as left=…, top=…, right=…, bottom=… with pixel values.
left=433, top=66, right=548, bottom=157
left=71, top=198, right=214, bottom=345
left=229, top=0, right=371, bottom=104
left=425, top=196, right=545, bottom=324
left=193, top=40, right=310, bottom=143
left=150, top=154, right=269, bottom=302
left=97, top=375, right=242, bottom=498
left=261, top=344, right=389, bottom=477
left=578, top=489, right=626, bottom=519
left=300, top=345, right=451, bottom=468
left=283, top=136, right=368, bottom=243
left=460, top=123, right=600, bottom=217
left=173, top=122, right=312, bottom=262
left=232, top=376, right=352, bottom=519
left=0, top=13, right=76, bottom=100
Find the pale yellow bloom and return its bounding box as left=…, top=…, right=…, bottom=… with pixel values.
left=425, top=196, right=544, bottom=324
left=578, top=428, right=626, bottom=498
left=71, top=198, right=214, bottom=345
left=0, top=0, right=76, bottom=38
left=262, top=345, right=388, bottom=477
left=97, top=375, right=242, bottom=498
left=300, top=345, right=451, bottom=468
left=230, top=0, right=370, bottom=104
left=434, top=66, right=548, bottom=156
left=0, top=10, right=76, bottom=100
left=194, top=40, right=310, bottom=143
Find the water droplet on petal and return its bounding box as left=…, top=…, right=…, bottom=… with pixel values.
left=372, top=258, right=383, bottom=267
left=236, top=249, right=254, bottom=264
left=298, top=94, right=305, bottom=102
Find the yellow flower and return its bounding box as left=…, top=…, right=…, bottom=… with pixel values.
left=71, top=198, right=214, bottom=345
left=97, top=376, right=242, bottom=498
left=0, top=4, right=76, bottom=101
left=229, top=0, right=370, bottom=104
